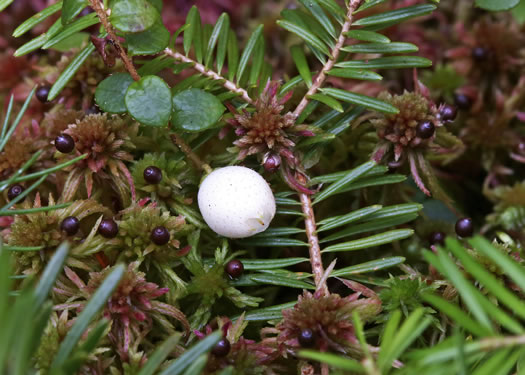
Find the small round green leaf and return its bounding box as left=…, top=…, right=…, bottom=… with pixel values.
left=109, top=0, right=159, bottom=33
left=475, top=0, right=519, bottom=11
left=125, top=75, right=172, bottom=126
left=171, top=88, right=225, bottom=132
left=95, top=73, right=134, bottom=113
left=126, top=21, right=169, bottom=56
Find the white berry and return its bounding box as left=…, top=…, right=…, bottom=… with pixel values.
left=197, top=166, right=276, bottom=238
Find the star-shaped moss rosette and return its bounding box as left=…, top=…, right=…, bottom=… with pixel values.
left=485, top=182, right=525, bottom=234
left=56, top=113, right=139, bottom=205
left=6, top=193, right=110, bottom=275
left=53, top=262, right=190, bottom=364
left=131, top=153, right=202, bottom=227
left=226, top=81, right=319, bottom=194
left=446, top=18, right=525, bottom=92
left=367, top=79, right=463, bottom=198
left=0, top=120, right=49, bottom=180
left=268, top=280, right=381, bottom=358
left=182, top=242, right=262, bottom=329
left=193, top=315, right=272, bottom=374
left=103, top=198, right=190, bottom=264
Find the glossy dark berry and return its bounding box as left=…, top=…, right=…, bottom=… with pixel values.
left=55, top=134, right=75, bottom=153
left=85, top=105, right=101, bottom=115
left=263, top=154, right=281, bottom=173
left=150, top=226, right=170, bottom=245
left=225, top=260, right=244, bottom=278
left=211, top=338, right=231, bottom=357
left=298, top=328, right=316, bottom=347
left=429, top=231, right=445, bottom=246
left=61, top=216, right=80, bottom=236
left=416, top=121, right=435, bottom=139
left=455, top=217, right=474, bottom=238
left=471, top=46, right=488, bottom=61
left=79, top=6, right=94, bottom=16
left=143, top=166, right=162, bottom=184
left=7, top=184, right=24, bottom=201
left=439, top=104, right=457, bottom=122
left=98, top=218, right=118, bottom=238
left=454, top=93, right=472, bottom=111
left=35, top=85, right=51, bottom=103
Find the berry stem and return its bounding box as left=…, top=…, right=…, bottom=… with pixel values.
left=164, top=48, right=254, bottom=105
left=292, top=0, right=364, bottom=119
left=88, top=0, right=141, bottom=81
left=170, top=133, right=212, bottom=174
left=297, top=173, right=328, bottom=295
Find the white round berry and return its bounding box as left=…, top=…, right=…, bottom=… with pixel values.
left=198, top=166, right=276, bottom=238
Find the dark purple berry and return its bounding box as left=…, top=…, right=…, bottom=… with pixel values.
left=298, top=329, right=316, bottom=347
left=98, top=219, right=118, bottom=238
left=35, top=85, right=51, bottom=103
left=85, top=105, right=101, bottom=115
left=471, top=46, right=488, bottom=61
left=225, top=260, right=244, bottom=278
left=61, top=216, right=80, bottom=236
left=79, top=6, right=94, bottom=17
left=439, top=104, right=457, bottom=122
left=454, top=93, right=472, bottom=111
left=429, top=231, right=445, bottom=246
left=7, top=184, right=24, bottom=201
left=263, top=154, right=281, bottom=173
left=55, top=134, right=75, bottom=153
left=143, top=166, right=162, bottom=184
left=211, top=338, right=231, bottom=357
left=455, top=217, right=474, bottom=238
left=150, top=226, right=170, bottom=245
left=416, top=121, right=435, bottom=139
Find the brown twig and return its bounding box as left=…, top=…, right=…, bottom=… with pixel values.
left=88, top=0, right=140, bottom=81
left=170, top=133, right=212, bottom=174
left=164, top=48, right=254, bottom=105
left=292, top=0, right=364, bottom=118
left=297, top=173, right=328, bottom=295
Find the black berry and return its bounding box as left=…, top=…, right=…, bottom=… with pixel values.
left=61, top=216, right=80, bottom=236
left=211, top=338, right=231, bottom=357
left=455, top=217, right=474, bottom=238
left=79, top=6, right=94, bottom=16
left=85, top=105, right=101, bottom=115
left=471, top=46, right=488, bottom=61
left=263, top=154, right=281, bottom=173
left=439, top=104, right=457, bottom=122
left=454, top=93, right=472, bottom=111
left=55, top=134, right=75, bottom=153
left=298, top=328, right=316, bottom=347
left=150, top=226, right=170, bottom=245
left=143, top=166, right=162, bottom=184
left=429, top=231, right=445, bottom=246
left=225, top=260, right=244, bottom=278
left=7, top=184, right=24, bottom=201
left=98, top=219, right=118, bottom=238
left=35, top=85, right=51, bottom=103
left=416, top=121, right=435, bottom=139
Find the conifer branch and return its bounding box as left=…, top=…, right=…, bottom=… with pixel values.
left=163, top=48, right=254, bottom=105
left=292, top=0, right=364, bottom=118
left=88, top=0, right=141, bottom=81
left=297, top=173, right=328, bottom=295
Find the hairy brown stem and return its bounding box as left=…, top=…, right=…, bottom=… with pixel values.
left=297, top=173, right=328, bottom=295
left=170, top=133, right=212, bottom=174
left=164, top=48, right=254, bottom=105
left=292, top=0, right=364, bottom=118
left=89, top=0, right=140, bottom=81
